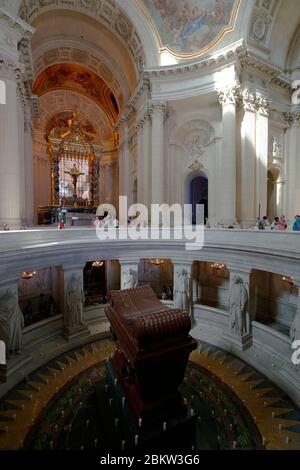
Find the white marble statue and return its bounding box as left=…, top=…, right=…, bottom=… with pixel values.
left=174, top=269, right=190, bottom=311
left=228, top=276, right=249, bottom=336
left=121, top=268, right=138, bottom=290
left=65, top=275, right=85, bottom=328
left=0, top=289, right=24, bottom=355
left=290, top=308, right=300, bottom=342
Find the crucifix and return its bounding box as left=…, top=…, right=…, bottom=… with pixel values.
left=65, top=163, right=84, bottom=201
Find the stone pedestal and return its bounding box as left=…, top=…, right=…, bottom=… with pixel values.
left=223, top=330, right=253, bottom=352
left=64, top=323, right=90, bottom=342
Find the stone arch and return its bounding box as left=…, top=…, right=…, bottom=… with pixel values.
left=33, top=45, right=129, bottom=110
left=169, top=116, right=217, bottom=224
left=35, top=90, right=115, bottom=149
left=19, top=0, right=147, bottom=73
left=249, top=0, right=300, bottom=69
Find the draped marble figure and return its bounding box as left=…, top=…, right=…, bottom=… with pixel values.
left=0, top=290, right=24, bottom=354
left=121, top=268, right=138, bottom=290
left=174, top=269, right=190, bottom=311
left=229, top=276, right=249, bottom=336
left=66, top=275, right=85, bottom=328
left=290, top=308, right=300, bottom=342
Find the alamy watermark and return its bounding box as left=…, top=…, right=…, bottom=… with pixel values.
left=95, top=197, right=205, bottom=251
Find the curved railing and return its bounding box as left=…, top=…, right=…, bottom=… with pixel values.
left=0, top=228, right=299, bottom=404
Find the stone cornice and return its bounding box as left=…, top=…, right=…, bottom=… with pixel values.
left=145, top=43, right=291, bottom=93
left=1, top=230, right=300, bottom=282
left=0, top=8, right=34, bottom=41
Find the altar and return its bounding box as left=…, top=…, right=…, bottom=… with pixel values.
left=37, top=205, right=96, bottom=226
left=47, top=112, right=100, bottom=209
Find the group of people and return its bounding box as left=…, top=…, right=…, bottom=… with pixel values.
left=258, top=215, right=300, bottom=231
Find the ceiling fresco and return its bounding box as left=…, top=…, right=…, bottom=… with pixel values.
left=141, top=0, right=239, bottom=57
left=32, top=64, right=119, bottom=126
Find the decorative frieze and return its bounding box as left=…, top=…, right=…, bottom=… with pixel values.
left=284, top=112, right=300, bottom=128
left=240, top=88, right=270, bottom=115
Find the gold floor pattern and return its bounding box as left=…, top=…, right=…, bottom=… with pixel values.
left=0, top=339, right=299, bottom=451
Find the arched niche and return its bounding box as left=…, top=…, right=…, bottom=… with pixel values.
left=169, top=117, right=216, bottom=223
left=184, top=170, right=209, bottom=225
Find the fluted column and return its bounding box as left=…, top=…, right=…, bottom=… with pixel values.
left=284, top=112, right=300, bottom=221
left=0, top=11, right=33, bottom=229
left=24, top=107, right=34, bottom=225
left=239, top=90, right=257, bottom=227
left=217, top=84, right=239, bottom=225
left=119, top=122, right=132, bottom=206
left=151, top=103, right=166, bottom=206
left=142, top=111, right=151, bottom=209
left=136, top=121, right=143, bottom=205
left=0, top=64, right=22, bottom=228
left=256, top=95, right=270, bottom=220
left=103, top=161, right=114, bottom=204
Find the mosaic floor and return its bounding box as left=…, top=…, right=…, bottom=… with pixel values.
left=0, top=340, right=299, bottom=451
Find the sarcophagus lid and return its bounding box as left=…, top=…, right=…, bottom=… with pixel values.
left=105, top=285, right=194, bottom=361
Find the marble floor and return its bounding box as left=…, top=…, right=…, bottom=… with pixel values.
left=0, top=339, right=299, bottom=451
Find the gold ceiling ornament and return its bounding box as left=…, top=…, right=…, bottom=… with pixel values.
left=21, top=271, right=37, bottom=280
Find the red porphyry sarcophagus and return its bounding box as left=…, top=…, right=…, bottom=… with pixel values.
left=105, top=285, right=197, bottom=426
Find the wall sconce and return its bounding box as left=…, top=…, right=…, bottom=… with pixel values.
left=282, top=276, right=294, bottom=286
left=92, top=260, right=104, bottom=268
left=210, top=263, right=225, bottom=270
left=148, top=259, right=165, bottom=266
left=21, top=271, right=37, bottom=280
